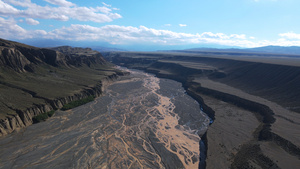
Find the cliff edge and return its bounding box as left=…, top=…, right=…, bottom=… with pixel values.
left=0, top=39, right=125, bottom=136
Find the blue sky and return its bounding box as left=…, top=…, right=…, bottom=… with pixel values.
left=0, top=0, right=300, bottom=50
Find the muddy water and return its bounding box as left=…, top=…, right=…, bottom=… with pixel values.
left=0, top=68, right=209, bottom=169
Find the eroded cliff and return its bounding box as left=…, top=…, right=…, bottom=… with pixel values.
left=0, top=38, right=126, bottom=136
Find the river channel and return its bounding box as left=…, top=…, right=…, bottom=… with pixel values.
left=0, top=68, right=209, bottom=169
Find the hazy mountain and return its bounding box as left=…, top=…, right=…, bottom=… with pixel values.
left=184, top=46, right=300, bottom=55
left=247, top=46, right=300, bottom=55
left=91, top=46, right=126, bottom=52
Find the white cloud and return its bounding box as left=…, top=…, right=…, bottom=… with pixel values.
left=44, top=0, right=75, bottom=7
left=230, top=34, right=246, bottom=39
left=0, top=0, right=121, bottom=23
left=42, top=24, right=257, bottom=47
left=1, top=0, right=30, bottom=8
left=164, top=24, right=172, bottom=27
left=96, top=6, right=112, bottom=14
left=279, top=32, right=300, bottom=40
left=1, top=16, right=300, bottom=48
left=200, top=32, right=227, bottom=39
left=45, top=26, right=300, bottom=47
left=102, top=2, right=111, bottom=7
left=179, top=24, right=187, bottom=27
left=25, top=18, right=39, bottom=25
left=0, top=17, right=49, bottom=39
left=0, top=17, right=27, bottom=38
left=0, top=0, right=19, bottom=15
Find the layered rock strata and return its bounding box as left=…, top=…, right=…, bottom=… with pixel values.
left=0, top=38, right=126, bottom=136
left=0, top=74, right=121, bottom=136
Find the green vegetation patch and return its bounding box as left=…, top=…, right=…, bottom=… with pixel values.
left=0, top=63, right=119, bottom=120
left=32, top=110, right=55, bottom=123
left=61, top=96, right=95, bottom=111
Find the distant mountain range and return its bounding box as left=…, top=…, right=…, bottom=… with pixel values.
left=17, top=39, right=127, bottom=52
left=5, top=38, right=300, bottom=55
left=183, top=46, right=300, bottom=55
left=91, top=46, right=127, bottom=52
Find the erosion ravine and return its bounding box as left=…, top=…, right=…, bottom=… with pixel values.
left=0, top=68, right=209, bottom=169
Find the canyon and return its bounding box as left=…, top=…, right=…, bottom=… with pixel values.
left=0, top=68, right=209, bottom=168
left=1, top=38, right=300, bottom=168
left=107, top=51, right=300, bottom=168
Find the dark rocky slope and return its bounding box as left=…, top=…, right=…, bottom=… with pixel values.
left=50, top=46, right=107, bottom=67
left=0, top=39, right=108, bottom=72
left=0, top=39, right=126, bottom=136
left=0, top=38, right=69, bottom=72
left=0, top=74, right=119, bottom=136
left=110, top=53, right=300, bottom=113
left=176, top=57, right=300, bottom=112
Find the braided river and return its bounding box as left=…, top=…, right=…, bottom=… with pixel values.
left=0, top=68, right=209, bottom=169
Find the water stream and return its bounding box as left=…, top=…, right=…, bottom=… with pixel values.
left=0, top=68, right=209, bottom=169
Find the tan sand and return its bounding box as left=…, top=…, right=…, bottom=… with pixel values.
left=144, top=75, right=201, bottom=169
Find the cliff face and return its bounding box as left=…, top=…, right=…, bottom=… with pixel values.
left=0, top=39, right=124, bottom=137
left=0, top=74, right=119, bottom=137
left=0, top=47, right=32, bottom=72
left=0, top=39, right=107, bottom=72
left=0, top=39, right=68, bottom=72
left=51, top=46, right=106, bottom=67
left=110, top=53, right=300, bottom=113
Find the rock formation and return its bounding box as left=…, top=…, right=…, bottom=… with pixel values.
left=0, top=38, right=124, bottom=136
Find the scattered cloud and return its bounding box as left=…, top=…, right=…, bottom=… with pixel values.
left=44, top=26, right=300, bottom=47
left=279, top=32, right=300, bottom=40
left=1, top=15, right=300, bottom=48
left=44, top=0, right=75, bottom=7
left=0, top=0, right=19, bottom=15
left=0, top=18, right=259, bottom=47
left=25, top=18, right=39, bottom=25
left=164, top=24, right=172, bottom=27
left=102, top=2, right=111, bottom=7
left=179, top=24, right=187, bottom=27
left=0, top=17, right=42, bottom=39
left=0, top=0, right=121, bottom=23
